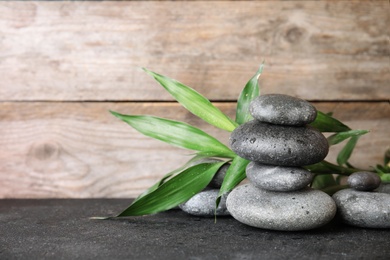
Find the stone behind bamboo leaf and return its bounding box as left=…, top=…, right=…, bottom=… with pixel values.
left=230, top=120, right=329, bottom=166
left=208, top=163, right=229, bottom=188
left=179, top=189, right=229, bottom=217
left=246, top=162, right=314, bottom=192
left=249, top=94, right=317, bottom=126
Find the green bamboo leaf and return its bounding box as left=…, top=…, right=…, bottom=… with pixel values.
left=327, top=129, right=369, bottom=146
left=117, top=162, right=226, bottom=216
left=379, top=173, right=390, bottom=182
left=235, top=64, right=264, bottom=125
left=111, top=111, right=235, bottom=158
left=337, top=136, right=360, bottom=166
left=143, top=68, right=238, bottom=132
left=385, top=148, right=390, bottom=166
left=310, top=111, right=351, bottom=132
left=134, top=155, right=227, bottom=203
left=217, top=156, right=249, bottom=206
left=305, top=160, right=362, bottom=175
left=320, top=184, right=349, bottom=195
left=311, top=174, right=337, bottom=190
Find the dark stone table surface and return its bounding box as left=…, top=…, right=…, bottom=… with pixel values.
left=1, top=199, right=389, bottom=259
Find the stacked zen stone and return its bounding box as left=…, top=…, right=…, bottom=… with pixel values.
left=333, top=172, right=390, bottom=228
left=179, top=161, right=230, bottom=217
left=226, top=94, right=337, bottom=231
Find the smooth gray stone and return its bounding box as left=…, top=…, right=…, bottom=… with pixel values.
left=179, top=189, right=229, bottom=217
left=348, top=171, right=381, bottom=191
left=230, top=120, right=329, bottom=166
left=226, top=184, right=336, bottom=231
left=375, top=183, right=390, bottom=194
left=249, top=94, right=317, bottom=126
left=333, top=189, right=390, bottom=228
left=208, top=163, right=229, bottom=188
left=246, top=162, right=314, bottom=191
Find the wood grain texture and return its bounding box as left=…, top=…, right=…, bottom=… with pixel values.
left=1, top=1, right=389, bottom=101
left=1, top=102, right=388, bottom=198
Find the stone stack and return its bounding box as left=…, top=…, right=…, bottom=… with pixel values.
left=226, top=94, right=337, bottom=231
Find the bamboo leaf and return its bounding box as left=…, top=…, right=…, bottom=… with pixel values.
left=111, top=111, right=235, bottom=158
left=217, top=156, right=249, bottom=206
left=235, top=64, right=263, bottom=125
left=311, top=174, right=337, bottom=190
left=385, top=148, right=390, bottom=166
left=378, top=173, right=390, bottom=182
left=320, top=184, right=349, bottom=195
left=310, top=111, right=351, bottom=132
left=117, top=162, right=226, bottom=216
left=134, top=155, right=227, bottom=203
left=327, top=129, right=369, bottom=146
left=143, top=68, right=238, bottom=132
left=305, top=160, right=362, bottom=175
left=337, top=136, right=359, bottom=166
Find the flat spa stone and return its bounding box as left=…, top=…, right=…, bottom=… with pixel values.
left=226, top=184, right=336, bottom=231
left=249, top=94, right=317, bottom=126
left=333, top=189, right=390, bottom=228
left=179, top=189, right=229, bottom=217
left=230, top=120, right=329, bottom=166
left=347, top=171, right=381, bottom=191
left=246, top=162, right=314, bottom=191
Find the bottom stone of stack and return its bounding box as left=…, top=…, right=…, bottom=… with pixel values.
left=226, top=184, right=336, bottom=231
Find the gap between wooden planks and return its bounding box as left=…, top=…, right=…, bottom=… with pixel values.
left=0, top=101, right=388, bottom=198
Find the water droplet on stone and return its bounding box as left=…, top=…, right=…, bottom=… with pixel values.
left=250, top=138, right=256, bottom=144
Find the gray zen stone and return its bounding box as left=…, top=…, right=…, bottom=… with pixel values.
left=230, top=120, right=329, bottom=166
left=179, top=189, right=230, bottom=217
left=249, top=94, right=317, bottom=126
left=348, top=171, right=381, bottom=191
left=246, top=162, right=314, bottom=192
left=208, top=163, right=229, bottom=188
left=333, top=189, right=390, bottom=228
left=375, top=183, right=390, bottom=194
left=226, top=184, right=336, bottom=231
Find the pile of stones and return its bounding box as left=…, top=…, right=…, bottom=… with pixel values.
left=226, top=94, right=337, bottom=231
left=179, top=161, right=230, bottom=217
left=333, top=171, right=390, bottom=228
left=179, top=93, right=389, bottom=230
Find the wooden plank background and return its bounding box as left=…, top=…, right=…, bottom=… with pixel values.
left=0, top=1, right=389, bottom=198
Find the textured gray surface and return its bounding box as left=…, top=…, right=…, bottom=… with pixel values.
left=179, top=189, right=230, bottom=217
left=333, top=189, right=390, bottom=228
left=230, top=120, right=329, bottom=166
left=348, top=171, right=382, bottom=191
left=208, top=164, right=229, bottom=188
left=1, top=199, right=390, bottom=260
left=246, top=162, right=314, bottom=191
left=249, top=94, right=317, bottom=126
left=226, top=184, right=336, bottom=231
left=376, top=183, right=390, bottom=194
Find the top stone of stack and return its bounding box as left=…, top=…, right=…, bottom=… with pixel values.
left=250, top=94, right=317, bottom=126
